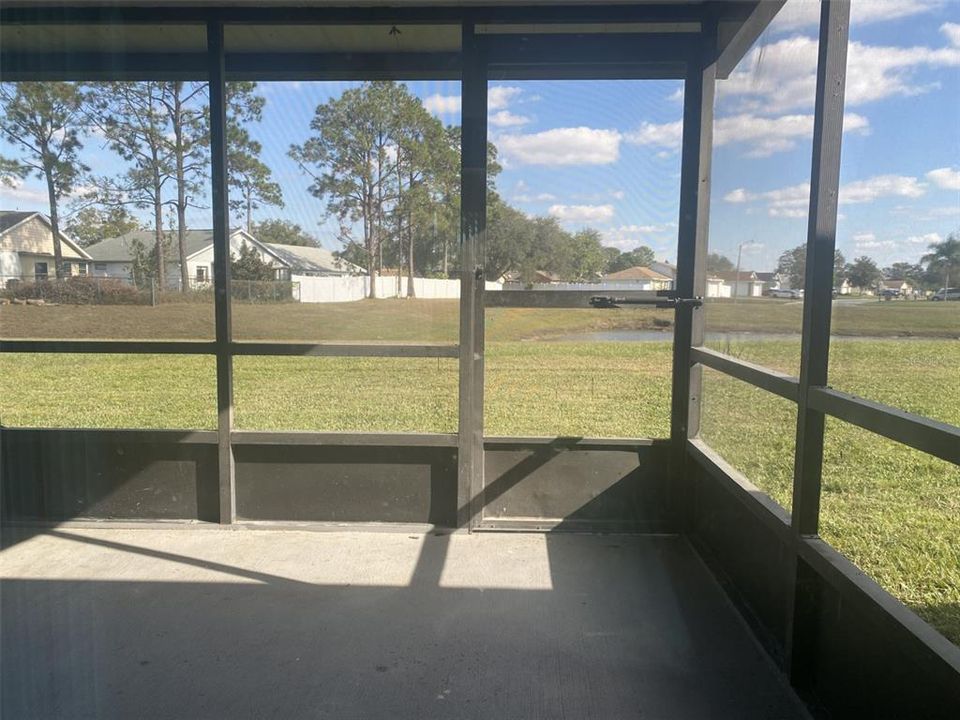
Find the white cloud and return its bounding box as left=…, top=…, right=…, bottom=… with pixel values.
left=719, top=35, right=960, bottom=115
left=627, top=112, right=868, bottom=157
left=611, top=190, right=625, bottom=200
left=723, top=188, right=753, bottom=204
left=906, top=231, right=943, bottom=245
left=626, top=120, right=683, bottom=151
left=943, top=22, right=960, bottom=48
left=773, top=0, right=944, bottom=32
left=724, top=174, right=931, bottom=218
left=602, top=223, right=675, bottom=250
left=514, top=191, right=557, bottom=203
left=0, top=180, right=48, bottom=206
left=423, top=93, right=461, bottom=115
left=548, top=204, right=615, bottom=223
left=488, top=86, right=522, bottom=111
left=926, top=167, right=960, bottom=190
left=840, top=175, right=926, bottom=204
left=489, top=110, right=530, bottom=127
left=497, top=127, right=622, bottom=166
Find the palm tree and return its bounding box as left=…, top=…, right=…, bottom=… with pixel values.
left=922, top=233, right=960, bottom=291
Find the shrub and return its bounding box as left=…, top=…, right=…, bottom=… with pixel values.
left=2, top=276, right=145, bottom=305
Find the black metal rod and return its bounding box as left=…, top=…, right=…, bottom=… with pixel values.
left=207, top=19, right=236, bottom=525
left=457, top=18, right=487, bottom=531
left=671, top=16, right=716, bottom=531
left=786, top=0, right=851, bottom=688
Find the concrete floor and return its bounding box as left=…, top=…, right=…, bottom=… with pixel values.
left=1, top=527, right=808, bottom=719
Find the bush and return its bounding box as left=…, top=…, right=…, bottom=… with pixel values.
left=2, top=276, right=146, bottom=305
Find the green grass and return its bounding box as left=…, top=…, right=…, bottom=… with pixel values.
left=2, top=295, right=958, bottom=342
left=0, top=301, right=958, bottom=645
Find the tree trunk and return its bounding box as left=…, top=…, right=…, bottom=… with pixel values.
left=43, top=159, right=65, bottom=280
left=406, top=211, right=415, bottom=298
left=365, top=193, right=377, bottom=300
left=174, top=90, right=190, bottom=293
left=153, top=173, right=165, bottom=291
left=246, top=190, right=253, bottom=235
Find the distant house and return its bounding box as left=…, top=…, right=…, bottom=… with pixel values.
left=880, top=278, right=913, bottom=296
left=705, top=276, right=732, bottom=299
left=710, top=270, right=764, bottom=298
left=835, top=278, right=853, bottom=295
left=604, top=265, right=674, bottom=291
left=86, top=228, right=290, bottom=288
left=755, top=271, right=783, bottom=292
left=0, top=210, right=92, bottom=286
left=265, top=242, right=364, bottom=277
left=648, top=260, right=677, bottom=281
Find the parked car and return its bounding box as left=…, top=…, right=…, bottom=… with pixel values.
left=879, top=288, right=901, bottom=299
left=930, top=287, right=960, bottom=301
left=769, top=288, right=803, bottom=299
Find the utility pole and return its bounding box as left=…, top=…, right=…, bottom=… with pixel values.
left=733, top=241, right=743, bottom=303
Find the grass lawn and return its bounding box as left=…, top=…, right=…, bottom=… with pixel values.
left=0, top=301, right=958, bottom=645
left=2, top=295, right=958, bottom=342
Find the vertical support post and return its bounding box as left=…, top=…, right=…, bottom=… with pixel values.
left=208, top=19, right=235, bottom=524
left=457, top=19, right=487, bottom=530
left=671, top=20, right=716, bottom=528
left=786, top=0, right=850, bottom=686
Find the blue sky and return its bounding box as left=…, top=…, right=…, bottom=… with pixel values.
left=2, top=0, right=958, bottom=272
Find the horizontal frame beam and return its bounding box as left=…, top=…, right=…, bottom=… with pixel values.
left=692, top=346, right=800, bottom=402
left=231, top=431, right=457, bottom=447
left=485, top=289, right=666, bottom=308
left=0, top=427, right=218, bottom=444
left=225, top=51, right=460, bottom=81
left=808, top=386, right=960, bottom=465
left=0, top=339, right=458, bottom=359
left=0, top=340, right=217, bottom=355
left=0, top=4, right=743, bottom=26
left=231, top=342, right=458, bottom=358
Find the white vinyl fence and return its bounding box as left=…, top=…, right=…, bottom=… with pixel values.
left=294, top=274, right=502, bottom=303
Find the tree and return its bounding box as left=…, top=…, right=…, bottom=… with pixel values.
left=606, top=245, right=655, bottom=273
left=922, top=233, right=960, bottom=290
left=230, top=240, right=276, bottom=281
left=568, top=229, right=608, bottom=281
left=706, top=252, right=734, bottom=273
left=252, top=219, right=318, bottom=247
left=290, top=82, right=400, bottom=298
left=226, top=82, right=283, bottom=233
left=883, top=261, right=926, bottom=290
left=160, top=81, right=209, bottom=292
left=777, top=243, right=845, bottom=288
left=846, top=255, right=882, bottom=292
left=88, top=81, right=176, bottom=289
left=484, top=193, right=535, bottom=280
left=0, top=82, right=89, bottom=279
left=386, top=86, right=451, bottom=297
left=64, top=206, right=142, bottom=247
left=776, top=245, right=806, bottom=289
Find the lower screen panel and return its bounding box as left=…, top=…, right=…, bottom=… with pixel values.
left=233, top=357, right=458, bottom=433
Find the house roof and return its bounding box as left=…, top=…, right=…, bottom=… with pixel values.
left=755, top=272, right=779, bottom=282
left=266, top=242, right=364, bottom=275
left=881, top=278, right=909, bottom=288
left=86, top=229, right=216, bottom=262
left=86, top=228, right=285, bottom=266
left=711, top=270, right=759, bottom=282
left=0, top=210, right=91, bottom=259
left=648, top=261, right=677, bottom=278
left=605, top=266, right=672, bottom=281
left=0, top=210, right=36, bottom=235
